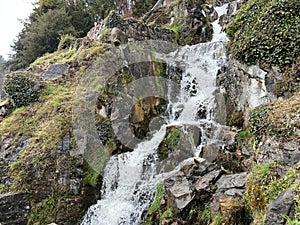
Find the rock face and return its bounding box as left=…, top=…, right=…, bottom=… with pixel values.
left=266, top=190, right=295, bottom=225
left=0, top=193, right=30, bottom=225
left=41, top=63, right=68, bottom=79
left=145, top=153, right=251, bottom=224
left=88, top=0, right=218, bottom=46
left=218, top=58, right=278, bottom=126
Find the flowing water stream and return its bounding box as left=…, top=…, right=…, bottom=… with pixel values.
left=81, top=3, right=232, bottom=225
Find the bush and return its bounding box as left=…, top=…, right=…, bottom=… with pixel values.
left=227, top=0, right=300, bottom=66
left=3, top=72, right=42, bottom=107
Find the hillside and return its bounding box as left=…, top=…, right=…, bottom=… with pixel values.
left=0, top=0, right=299, bottom=224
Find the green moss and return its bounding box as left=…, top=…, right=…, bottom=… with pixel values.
left=148, top=183, right=165, bottom=214
left=83, top=164, right=100, bottom=187
left=105, top=138, right=117, bottom=152
left=246, top=162, right=300, bottom=224
left=166, top=127, right=181, bottom=149
left=211, top=213, right=223, bottom=225
left=249, top=94, right=300, bottom=140
left=201, top=206, right=211, bottom=223
left=160, top=207, right=173, bottom=223
left=28, top=196, right=56, bottom=225
left=227, top=0, right=300, bottom=66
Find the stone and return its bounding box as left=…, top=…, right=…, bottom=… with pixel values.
left=179, top=157, right=205, bottom=176
left=41, top=63, right=68, bottom=79
left=266, top=190, right=295, bottom=225
left=200, top=144, right=220, bottom=163
left=0, top=193, right=30, bottom=225
left=110, top=27, right=128, bottom=46
left=164, top=171, right=194, bottom=211
left=194, top=169, right=222, bottom=193
left=215, top=172, right=247, bottom=197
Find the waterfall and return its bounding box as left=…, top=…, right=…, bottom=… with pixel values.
left=81, top=3, right=232, bottom=225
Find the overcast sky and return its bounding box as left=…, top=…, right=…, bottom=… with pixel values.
left=0, top=0, right=36, bottom=60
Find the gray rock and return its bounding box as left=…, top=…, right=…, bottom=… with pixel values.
left=266, top=189, right=295, bottom=225
left=0, top=193, right=30, bottom=225
left=164, top=171, right=194, bottom=211
left=41, top=63, right=68, bottom=79
left=257, top=137, right=300, bottom=166
left=215, top=172, right=247, bottom=197
left=194, top=169, right=222, bottom=193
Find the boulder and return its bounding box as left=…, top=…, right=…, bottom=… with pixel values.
left=266, top=190, right=295, bottom=225
left=164, top=171, right=194, bottom=212
left=0, top=193, right=30, bottom=225
left=41, top=63, right=68, bottom=79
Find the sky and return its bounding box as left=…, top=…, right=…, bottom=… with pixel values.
left=0, top=0, right=36, bottom=60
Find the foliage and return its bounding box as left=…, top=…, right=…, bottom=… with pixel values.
left=83, top=164, right=100, bottom=187
left=9, top=8, right=76, bottom=70
left=132, top=0, right=157, bottom=18
left=200, top=206, right=211, bottom=224
left=227, top=0, right=300, bottom=66
left=3, top=72, right=41, bottom=107
left=160, top=208, right=173, bottom=223
left=28, top=196, right=56, bottom=225
left=246, top=162, right=300, bottom=224
left=273, top=57, right=300, bottom=97
left=249, top=94, right=300, bottom=139
left=148, top=183, right=165, bottom=214
left=166, top=127, right=181, bottom=149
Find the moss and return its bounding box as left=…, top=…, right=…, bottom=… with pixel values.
left=148, top=183, right=165, bottom=215
left=249, top=94, right=300, bottom=140
left=28, top=196, right=56, bottom=225
left=246, top=162, right=300, bottom=224
left=160, top=207, right=173, bottom=223
left=166, top=127, right=181, bottom=149
left=83, top=164, right=100, bottom=187
left=227, top=0, right=300, bottom=66
left=200, top=206, right=211, bottom=223
left=211, top=213, right=223, bottom=225
left=227, top=110, right=244, bottom=128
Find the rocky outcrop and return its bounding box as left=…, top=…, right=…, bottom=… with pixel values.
left=266, top=190, right=295, bottom=225
left=41, top=63, right=68, bottom=79
left=0, top=193, right=30, bottom=225
left=145, top=155, right=250, bottom=224
left=217, top=58, right=278, bottom=126
left=88, top=0, right=219, bottom=46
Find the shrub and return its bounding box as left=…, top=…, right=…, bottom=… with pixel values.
left=227, top=0, right=300, bottom=66
left=3, top=72, right=42, bottom=108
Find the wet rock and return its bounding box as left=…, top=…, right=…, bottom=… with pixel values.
left=0, top=193, right=30, bottom=225
left=41, top=63, right=68, bottom=79
left=164, top=171, right=194, bottom=212
left=222, top=59, right=277, bottom=125
left=266, top=189, right=295, bottom=225
left=110, top=27, right=128, bottom=46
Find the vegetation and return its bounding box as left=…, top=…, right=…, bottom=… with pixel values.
left=249, top=93, right=300, bottom=140
left=246, top=162, right=300, bottom=224
left=227, top=0, right=300, bottom=66
left=3, top=72, right=42, bottom=107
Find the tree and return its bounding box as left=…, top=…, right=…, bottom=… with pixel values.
left=10, top=8, right=75, bottom=70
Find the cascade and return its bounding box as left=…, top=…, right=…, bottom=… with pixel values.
left=81, top=3, right=234, bottom=225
